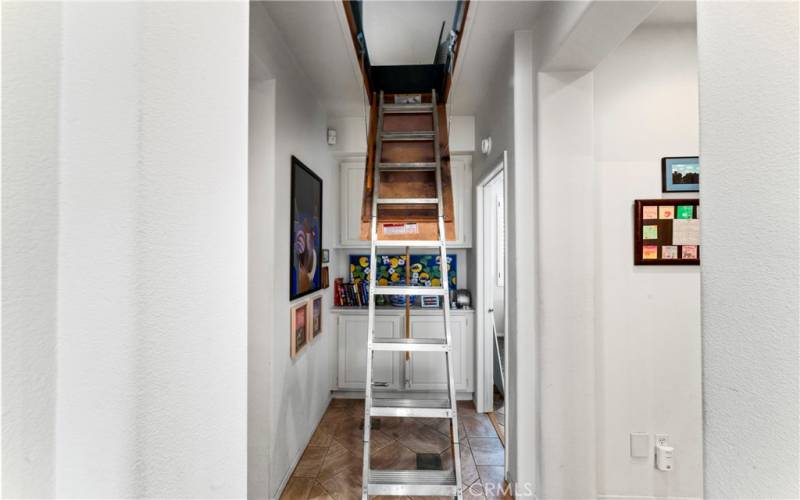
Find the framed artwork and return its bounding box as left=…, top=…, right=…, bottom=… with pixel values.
left=322, top=249, right=330, bottom=263
left=634, top=199, right=700, bottom=265
left=662, top=156, right=699, bottom=192
left=290, top=300, right=309, bottom=359
left=311, top=296, right=322, bottom=338
left=322, top=266, right=330, bottom=289
left=290, top=156, right=323, bottom=300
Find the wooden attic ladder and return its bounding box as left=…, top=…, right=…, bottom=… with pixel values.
left=360, top=89, right=463, bottom=499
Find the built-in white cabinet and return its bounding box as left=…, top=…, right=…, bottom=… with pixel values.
left=407, top=315, right=472, bottom=391
left=337, top=314, right=402, bottom=389
left=335, top=310, right=474, bottom=395
left=338, top=156, right=473, bottom=248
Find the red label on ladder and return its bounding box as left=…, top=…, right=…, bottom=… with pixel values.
left=383, top=223, right=419, bottom=235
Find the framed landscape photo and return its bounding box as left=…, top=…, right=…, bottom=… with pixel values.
left=290, top=156, right=323, bottom=300
left=662, top=156, right=699, bottom=192
left=290, top=300, right=309, bottom=359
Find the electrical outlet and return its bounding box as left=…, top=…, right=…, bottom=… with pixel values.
left=655, top=434, right=669, bottom=447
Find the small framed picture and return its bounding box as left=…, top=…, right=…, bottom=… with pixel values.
left=420, top=295, right=440, bottom=308
left=322, top=249, right=330, bottom=263
left=290, top=301, right=309, bottom=359
left=322, top=266, right=330, bottom=289
left=311, top=296, right=322, bottom=338
left=662, top=156, right=699, bottom=192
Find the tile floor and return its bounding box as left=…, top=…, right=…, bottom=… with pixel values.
left=281, top=399, right=506, bottom=500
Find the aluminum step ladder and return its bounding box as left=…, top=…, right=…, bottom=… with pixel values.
left=362, top=90, right=463, bottom=499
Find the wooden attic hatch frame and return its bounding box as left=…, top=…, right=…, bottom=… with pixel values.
left=342, top=0, right=469, bottom=242
left=359, top=92, right=456, bottom=241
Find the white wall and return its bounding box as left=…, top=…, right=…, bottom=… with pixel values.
left=697, top=2, right=799, bottom=498
left=3, top=3, right=249, bottom=497
left=529, top=6, right=702, bottom=499
left=593, top=23, right=702, bottom=499
left=470, top=29, right=537, bottom=493
left=250, top=4, right=339, bottom=498
left=2, top=3, right=61, bottom=496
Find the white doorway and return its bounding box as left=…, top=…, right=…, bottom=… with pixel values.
left=475, top=152, right=509, bottom=474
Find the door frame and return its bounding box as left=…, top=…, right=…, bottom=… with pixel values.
left=474, top=151, right=508, bottom=421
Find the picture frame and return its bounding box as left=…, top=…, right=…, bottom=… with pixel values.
left=634, top=199, right=700, bottom=265
left=662, top=156, right=699, bottom=193
left=322, top=266, right=330, bottom=289
left=322, top=249, right=330, bottom=263
left=311, top=296, right=322, bottom=338
left=290, top=156, right=323, bottom=300
left=290, top=300, right=309, bottom=359
left=420, top=295, right=440, bottom=308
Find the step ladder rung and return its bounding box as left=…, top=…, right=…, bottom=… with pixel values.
left=374, top=240, right=442, bottom=248
left=365, top=89, right=462, bottom=500
left=372, top=286, right=446, bottom=296
left=368, top=470, right=458, bottom=496
left=378, top=162, right=437, bottom=172
left=371, top=391, right=452, bottom=418
left=370, top=337, right=450, bottom=352
left=381, top=131, right=436, bottom=141
left=382, top=103, right=435, bottom=114
left=376, top=198, right=438, bottom=205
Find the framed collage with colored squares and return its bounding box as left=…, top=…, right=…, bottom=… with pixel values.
left=634, top=199, right=699, bottom=265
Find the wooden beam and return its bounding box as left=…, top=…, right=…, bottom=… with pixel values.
left=341, top=1, right=372, bottom=101
left=442, top=0, right=470, bottom=103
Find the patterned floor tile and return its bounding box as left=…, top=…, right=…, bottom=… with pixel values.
left=318, top=440, right=361, bottom=483
left=440, top=440, right=480, bottom=487
left=428, top=417, right=467, bottom=441
left=457, top=401, right=478, bottom=417
left=308, top=481, right=334, bottom=500
left=397, top=422, right=452, bottom=454
left=334, top=423, right=393, bottom=455
left=477, top=466, right=506, bottom=499
left=468, top=438, right=504, bottom=466
left=320, top=468, right=362, bottom=500
left=370, top=442, right=418, bottom=469
left=294, top=446, right=329, bottom=478
left=281, top=476, right=316, bottom=500
left=462, top=414, right=497, bottom=438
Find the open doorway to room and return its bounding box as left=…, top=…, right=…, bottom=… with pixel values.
left=475, top=152, right=508, bottom=471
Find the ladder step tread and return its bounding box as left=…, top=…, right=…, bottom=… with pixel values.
left=368, top=470, right=457, bottom=496
left=376, top=198, right=438, bottom=205
left=372, top=286, right=446, bottom=296
left=371, top=337, right=449, bottom=352
left=381, top=131, right=436, bottom=141
left=374, top=240, right=442, bottom=248
left=371, top=391, right=452, bottom=417
left=378, top=162, right=437, bottom=171
left=383, top=103, right=435, bottom=113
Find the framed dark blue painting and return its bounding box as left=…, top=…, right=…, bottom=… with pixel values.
left=290, top=156, right=323, bottom=300
left=662, top=156, right=699, bottom=192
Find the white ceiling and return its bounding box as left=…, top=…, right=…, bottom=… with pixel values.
left=262, top=1, right=545, bottom=117
left=642, top=1, right=697, bottom=25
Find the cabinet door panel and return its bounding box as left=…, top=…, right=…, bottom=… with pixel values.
left=408, top=316, right=467, bottom=391
left=340, top=162, right=367, bottom=247
left=449, top=156, right=472, bottom=247
left=338, top=316, right=399, bottom=389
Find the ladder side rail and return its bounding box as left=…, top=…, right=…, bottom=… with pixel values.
left=433, top=89, right=464, bottom=500
left=362, top=91, right=385, bottom=500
